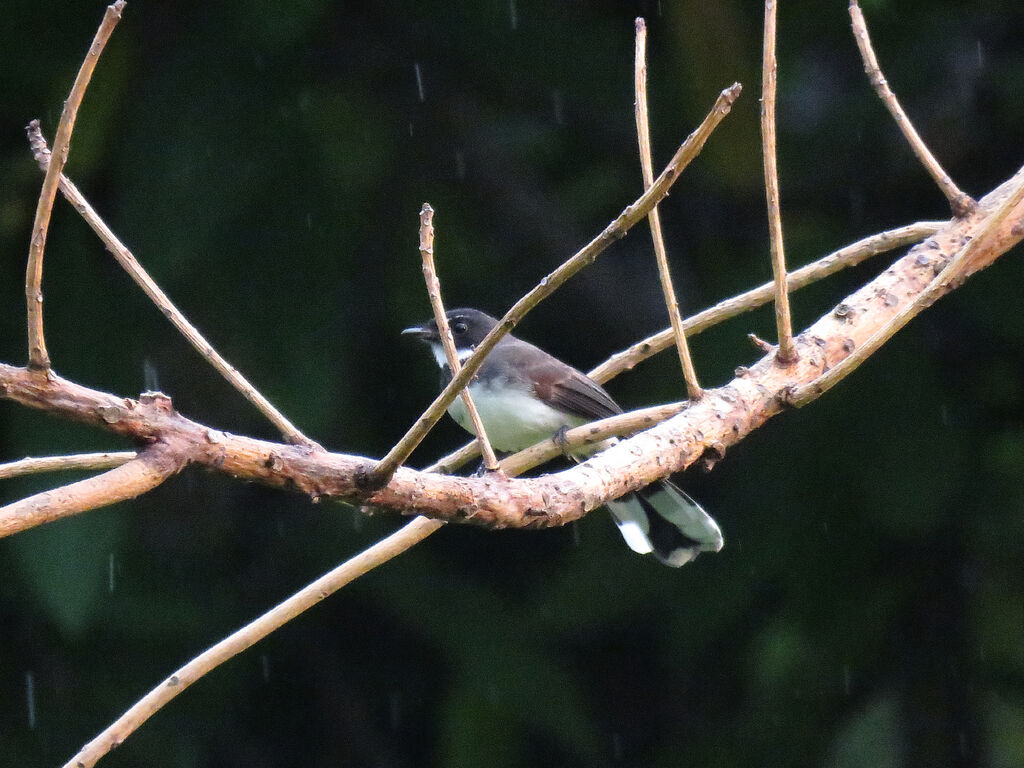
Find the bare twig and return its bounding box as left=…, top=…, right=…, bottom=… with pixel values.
left=369, top=82, right=742, bottom=487
left=63, top=515, right=443, bottom=768
left=634, top=17, right=702, bottom=399
left=787, top=173, right=1024, bottom=406
left=761, top=0, right=796, bottom=363
left=0, top=444, right=182, bottom=537
left=26, top=126, right=318, bottom=450
left=424, top=441, right=482, bottom=475
left=418, top=204, right=501, bottom=472
left=25, top=1, right=125, bottom=369
left=0, top=451, right=136, bottom=480
left=589, top=221, right=944, bottom=382
left=849, top=0, right=976, bottom=217
left=430, top=221, right=944, bottom=474
left=500, top=401, right=687, bottom=476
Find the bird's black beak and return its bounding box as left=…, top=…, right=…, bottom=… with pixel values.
left=401, top=324, right=436, bottom=342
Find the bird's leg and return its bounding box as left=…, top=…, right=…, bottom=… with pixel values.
left=552, top=425, right=580, bottom=463
left=472, top=453, right=511, bottom=477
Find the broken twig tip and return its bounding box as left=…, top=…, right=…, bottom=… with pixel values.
left=748, top=333, right=774, bottom=353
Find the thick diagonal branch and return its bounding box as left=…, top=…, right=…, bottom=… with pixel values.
left=0, top=443, right=184, bottom=537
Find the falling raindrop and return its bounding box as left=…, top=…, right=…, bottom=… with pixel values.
left=409, top=122, right=415, bottom=137
left=509, top=0, right=518, bottom=30
left=143, top=358, right=160, bottom=392
left=572, top=522, right=582, bottom=547
left=25, top=671, right=36, bottom=729
left=260, top=654, right=271, bottom=682
left=108, top=552, right=116, bottom=593
left=552, top=90, right=565, bottom=126
left=413, top=62, right=426, bottom=103
left=306, top=212, right=313, bottom=231
left=611, top=732, right=623, bottom=761
left=389, top=691, right=402, bottom=730
left=842, top=664, right=851, bottom=696
left=940, top=403, right=951, bottom=426
left=455, top=150, right=466, bottom=180
left=657, top=0, right=663, bottom=17
left=976, top=40, right=984, bottom=69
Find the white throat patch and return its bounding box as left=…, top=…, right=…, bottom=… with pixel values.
left=429, top=343, right=473, bottom=369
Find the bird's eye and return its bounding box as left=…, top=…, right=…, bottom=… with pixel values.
left=452, top=321, right=468, bottom=335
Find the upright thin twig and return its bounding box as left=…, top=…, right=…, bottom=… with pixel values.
left=26, top=125, right=318, bottom=449
left=370, top=82, right=742, bottom=487
left=63, top=515, right=444, bottom=768
left=418, top=204, right=501, bottom=472
left=849, top=0, right=975, bottom=217
left=761, top=0, right=797, bottom=363
left=634, top=18, right=702, bottom=399
left=25, top=0, right=125, bottom=369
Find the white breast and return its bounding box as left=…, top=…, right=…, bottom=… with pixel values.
left=448, top=380, right=585, bottom=452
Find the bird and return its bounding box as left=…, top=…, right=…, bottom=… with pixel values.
left=402, top=307, right=723, bottom=566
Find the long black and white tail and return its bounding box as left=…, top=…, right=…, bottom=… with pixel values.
left=606, top=480, right=723, bottom=567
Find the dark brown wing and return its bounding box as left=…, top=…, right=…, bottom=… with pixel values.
left=544, top=368, right=622, bottom=419
left=505, top=339, right=622, bottom=420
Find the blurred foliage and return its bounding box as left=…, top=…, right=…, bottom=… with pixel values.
left=2, top=0, right=1024, bottom=766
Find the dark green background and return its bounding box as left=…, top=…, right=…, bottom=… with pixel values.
left=2, top=1, right=1023, bottom=766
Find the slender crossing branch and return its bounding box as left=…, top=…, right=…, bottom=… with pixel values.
left=849, top=0, right=976, bottom=217
left=634, top=17, right=702, bottom=399
left=418, top=204, right=502, bottom=472
left=25, top=1, right=125, bottom=369
left=26, top=125, right=319, bottom=449
left=0, top=451, right=136, bottom=480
